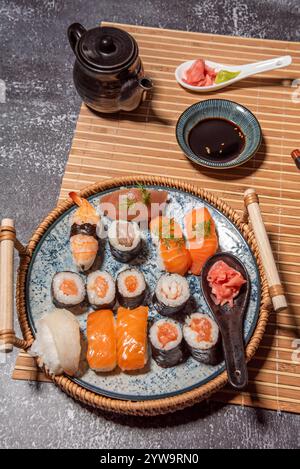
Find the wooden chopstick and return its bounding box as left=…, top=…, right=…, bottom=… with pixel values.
left=244, top=188, right=287, bottom=312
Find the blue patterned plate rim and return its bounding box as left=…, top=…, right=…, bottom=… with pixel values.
left=26, top=184, right=261, bottom=401
left=176, top=99, right=262, bottom=169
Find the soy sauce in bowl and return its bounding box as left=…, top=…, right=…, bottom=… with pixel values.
left=188, top=118, right=245, bottom=163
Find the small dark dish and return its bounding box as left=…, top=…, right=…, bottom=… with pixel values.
left=176, top=99, right=262, bottom=169
left=201, top=252, right=250, bottom=390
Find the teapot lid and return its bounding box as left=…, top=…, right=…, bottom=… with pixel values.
left=77, top=26, right=137, bottom=72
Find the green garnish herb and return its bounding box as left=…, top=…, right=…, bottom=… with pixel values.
left=156, top=218, right=181, bottom=240
left=154, top=217, right=185, bottom=249
left=162, top=236, right=184, bottom=249
left=136, top=183, right=151, bottom=206
left=120, top=196, right=136, bottom=209
left=215, top=69, right=240, bottom=84
left=193, top=220, right=211, bottom=238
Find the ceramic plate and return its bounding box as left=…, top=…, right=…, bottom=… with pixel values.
left=176, top=99, right=262, bottom=169
left=26, top=185, right=261, bottom=401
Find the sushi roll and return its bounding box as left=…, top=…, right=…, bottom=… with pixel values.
left=149, top=319, right=185, bottom=368
left=51, top=271, right=86, bottom=311
left=153, top=273, right=190, bottom=316
left=86, top=310, right=117, bottom=372
left=183, top=313, right=221, bottom=365
left=87, top=271, right=116, bottom=310
left=69, top=192, right=103, bottom=272
left=117, top=268, right=147, bottom=309
left=108, top=220, right=142, bottom=263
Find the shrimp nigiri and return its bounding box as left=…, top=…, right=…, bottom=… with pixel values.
left=184, top=207, right=218, bottom=275
left=69, top=192, right=103, bottom=272
left=150, top=216, right=191, bottom=276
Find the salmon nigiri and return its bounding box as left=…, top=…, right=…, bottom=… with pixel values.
left=116, top=306, right=148, bottom=371
left=150, top=216, right=183, bottom=244
left=150, top=216, right=191, bottom=276
left=69, top=192, right=103, bottom=272
left=100, top=186, right=168, bottom=222
left=86, top=309, right=117, bottom=372
left=184, top=207, right=218, bottom=275
left=159, top=238, right=191, bottom=277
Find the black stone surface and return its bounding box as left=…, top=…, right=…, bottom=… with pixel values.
left=0, top=0, right=300, bottom=449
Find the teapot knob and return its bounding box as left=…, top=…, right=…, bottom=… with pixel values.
left=68, top=23, right=86, bottom=53
left=99, top=35, right=116, bottom=54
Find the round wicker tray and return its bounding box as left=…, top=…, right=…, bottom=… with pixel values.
left=16, top=176, right=271, bottom=416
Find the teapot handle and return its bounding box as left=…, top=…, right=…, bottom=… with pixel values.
left=68, top=23, right=86, bottom=53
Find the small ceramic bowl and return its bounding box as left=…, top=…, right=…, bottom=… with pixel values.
left=176, top=99, right=262, bottom=169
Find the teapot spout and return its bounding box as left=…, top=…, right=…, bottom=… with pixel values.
left=138, top=77, right=153, bottom=91
left=68, top=23, right=86, bottom=53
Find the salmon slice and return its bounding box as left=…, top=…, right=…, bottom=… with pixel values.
left=190, top=316, right=212, bottom=342
left=185, top=207, right=218, bottom=275
left=116, top=306, right=148, bottom=371
left=157, top=322, right=179, bottom=347
left=93, top=275, right=109, bottom=299
left=150, top=216, right=183, bottom=241
left=100, top=187, right=168, bottom=221
left=86, top=310, right=117, bottom=372
left=150, top=216, right=191, bottom=276
left=160, top=238, right=191, bottom=276
left=59, top=279, right=78, bottom=296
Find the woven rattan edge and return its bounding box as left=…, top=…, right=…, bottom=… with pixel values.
left=16, top=175, right=271, bottom=416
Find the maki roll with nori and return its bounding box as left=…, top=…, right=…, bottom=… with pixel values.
left=108, top=220, right=142, bottom=263
left=69, top=192, right=103, bottom=272
left=153, top=273, right=190, bottom=316
left=183, top=313, right=221, bottom=365
left=87, top=271, right=116, bottom=310
left=51, top=271, right=86, bottom=312
left=117, top=268, right=146, bottom=309
left=149, top=318, right=185, bottom=368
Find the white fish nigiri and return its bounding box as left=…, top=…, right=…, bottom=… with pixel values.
left=30, top=308, right=81, bottom=376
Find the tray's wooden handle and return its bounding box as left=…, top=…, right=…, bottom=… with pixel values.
left=0, top=218, right=31, bottom=352
left=244, top=189, right=288, bottom=312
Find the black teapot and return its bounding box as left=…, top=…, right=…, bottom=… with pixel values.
left=68, top=23, right=153, bottom=113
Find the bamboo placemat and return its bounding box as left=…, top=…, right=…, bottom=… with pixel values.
left=13, top=23, right=300, bottom=414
